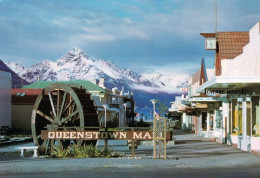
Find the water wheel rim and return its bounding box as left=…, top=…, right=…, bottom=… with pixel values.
left=31, top=83, right=85, bottom=154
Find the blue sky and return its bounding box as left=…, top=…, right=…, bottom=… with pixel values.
left=0, top=0, right=260, bottom=74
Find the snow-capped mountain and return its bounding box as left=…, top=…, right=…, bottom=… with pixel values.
left=6, top=48, right=157, bottom=89
left=5, top=48, right=191, bottom=94
left=142, top=72, right=190, bottom=93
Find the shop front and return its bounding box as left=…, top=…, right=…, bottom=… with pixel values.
left=197, top=77, right=260, bottom=152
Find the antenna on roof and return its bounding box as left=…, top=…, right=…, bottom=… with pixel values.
left=215, top=0, right=218, bottom=34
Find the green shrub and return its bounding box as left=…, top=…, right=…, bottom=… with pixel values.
left=51, top=144, right=112, bottom=158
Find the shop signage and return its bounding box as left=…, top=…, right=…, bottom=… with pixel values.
left=180, top=88, right=188, bottom=92
left=196, top=103, right=208, bottom=109
left=206, top=89, right=243, bottom=95
left=41, top=130, right=172, bottom=140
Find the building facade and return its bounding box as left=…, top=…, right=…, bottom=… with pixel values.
left=11, top=80, right=135, bottom=132
left=196, top=22, right=260, bottom=152
left=0, top=70, right=11, bottom=128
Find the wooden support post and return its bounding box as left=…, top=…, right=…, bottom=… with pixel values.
left=105, top=128, right=108, bottom=150
left=131, top=128, right=135, bottom=157
left=131, top=140, right=135, bottom=157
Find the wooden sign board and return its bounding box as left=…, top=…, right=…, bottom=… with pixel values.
left=41, top=130, right=172, bottom=140
left=196, top=102, right=208, bottom=109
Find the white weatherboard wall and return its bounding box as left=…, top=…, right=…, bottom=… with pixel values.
left=0, top=71, right=11, bottom=127
left=221, top=22, right=260, bottom=77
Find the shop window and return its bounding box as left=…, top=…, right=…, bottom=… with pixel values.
left=237, top=102, right=243, bottom=136
left=246, top=101, right=251, bottom=136
left=215, top=110, right=223, bottom=130
left=229, top=102, right=231, bottom=134
left=209, top=110, right=214, bottom=131
left=202, top=112, right=207, bottom=131
left=252, top=96, right=260, bottom=137
left=232, top=99, right=238, bottom=135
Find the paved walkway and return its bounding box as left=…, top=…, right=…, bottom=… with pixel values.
left=0, top=129, right=260, bottom=176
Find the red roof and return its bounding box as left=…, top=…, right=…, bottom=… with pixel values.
left=217, top=32, right=249, bottom=60
left=12, top=89, right=42, bottom=96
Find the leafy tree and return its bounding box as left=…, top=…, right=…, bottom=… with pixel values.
left=156, top=99, right=169, bottom=117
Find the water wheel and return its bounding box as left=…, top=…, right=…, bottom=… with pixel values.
left=31, top=83, right=99, bottom=155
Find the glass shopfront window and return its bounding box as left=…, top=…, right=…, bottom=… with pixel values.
left=232, top=99, right=238, bottom=135
left=229, top=102, right=232, bottom=134
left=215, top=110, right=223, bottom=130
left=202, top=112, right=207, bottom=131
left=246, top=101, right=251, bottom=136
left=209, top=110, right=214, bottom=131
left=237, top=102, right=243, bottom=136
left=252, top=96, right=260, bottom=137
left=231, top=100, right=242, bottom=135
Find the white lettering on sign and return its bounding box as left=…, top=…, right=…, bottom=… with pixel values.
left=143, top=132, right=152, bottom=139
left=41, top=131, right=171, bottom=140
left=133, top=132, right=142, bottom=139
left=109, top=132, right=118, bottom=138
left=119, top=132, right=126, bottom=139
left=48, top=132, right=55, bottom=139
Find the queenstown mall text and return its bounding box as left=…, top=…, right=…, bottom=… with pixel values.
left=41, top=131, right=172, bottom=140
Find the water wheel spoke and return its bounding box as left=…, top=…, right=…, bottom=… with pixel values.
left=57, top=90, right=60, bottom=117
left=36, top=134, right=41, bottom=139
left=58, top=91, right=67, bottom=119
left=36, top=110, right=54, bottom=123
left=62, top=99, right=74, bottom=116
left=48, top=92, right=57, bottom=118
left=61, top=110, right=79, bottom=124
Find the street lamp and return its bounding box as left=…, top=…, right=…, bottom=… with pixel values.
left=123, top=103, right=127, bottom=126
left=102, top=104, right=108, bottom=128
left=102, top=104, right=109, bottom=150
left=150, top=99, right=157, bottom=118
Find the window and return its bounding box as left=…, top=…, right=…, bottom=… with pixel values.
left=209, top=110, right=214, bottom=131
left=229, top=102, right=232, bottom=134
left=252, top=96, right=260, bottom=137
left=232, top=99, right=238, bottom=135
left=215, top=110, right=223, bottom=130
left=237, top=102, right=242, bottom=136
left=246, top=101, right=251, bottom=136
left=202, top=112, right=207, bottom=131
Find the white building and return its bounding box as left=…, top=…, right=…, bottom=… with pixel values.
left=0, top=70, right=11, bottom=128
left=197, top=22, right=260, bottom=152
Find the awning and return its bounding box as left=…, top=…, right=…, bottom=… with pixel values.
left=189, top=97, right=222, bottom=102
left=196, top=76, right=260, bottom=93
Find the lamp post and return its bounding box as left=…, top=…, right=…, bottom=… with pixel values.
left=102, top=104, right=108, bottom=150
left=102, top=104, right=108, bottom=127
left=150, top=99, right=157, bottom=118
left=123, top=103, right=127, bottom=126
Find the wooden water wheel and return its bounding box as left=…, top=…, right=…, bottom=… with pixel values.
left=31, top=83, right=99, bottom=155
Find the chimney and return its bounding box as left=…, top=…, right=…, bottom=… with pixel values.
left=98, top=78, right=105, bottom=89
left=120, top=86, right=124, bottom=95
left=89, top=78, right=97, bottom=84
left=112, top=87, right=118, bottom=94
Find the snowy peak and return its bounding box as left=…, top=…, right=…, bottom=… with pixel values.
left=5, top=61, right=27, bottom=75
left=69, top=47, right=85, bottom=56
left=4, top=48, right=191, bottom=94
left=57, top=48, right=95, bottom=67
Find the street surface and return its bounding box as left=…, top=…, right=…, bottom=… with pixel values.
left=1, top=129, right=260, bottom=177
